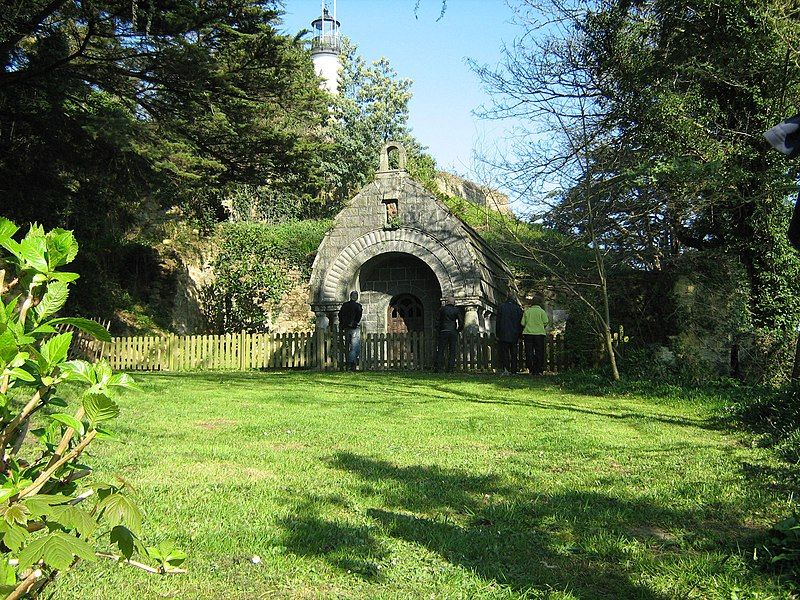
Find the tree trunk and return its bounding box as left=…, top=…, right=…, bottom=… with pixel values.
left=792, top=332, right=800, bottom=381
left=603, top=326, right=620, bottom=381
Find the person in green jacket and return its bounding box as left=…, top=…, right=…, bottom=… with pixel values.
left=521, top=298, right=549, bottom=375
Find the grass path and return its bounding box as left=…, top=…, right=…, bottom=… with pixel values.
left=50, top=371, right=796, bottom=599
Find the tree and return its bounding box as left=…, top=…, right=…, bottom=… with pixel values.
left=475, top=0, right=800, bottom=380
left=319, top=38, right=431, bottom=210
left=473, top=0, right=626, bottom=379
left=1, top=0, right=329, bottom=315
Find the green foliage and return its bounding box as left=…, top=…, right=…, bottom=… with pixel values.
left=476, top=0, right=800, bottom=382
left=765, top=514, right=800, bottom=578
left=727, top=380, right=800, bottom=578
left=0, top=218, right=174, bottom=597
left=727, top=382, right=800, bottom=454
left=578, top=0, right=800, bottom=369
left=204, top=220, right=331, bottom=332
left=319, top=38, right=432, bottom=211
left=1, top=0, right=328, bottom=315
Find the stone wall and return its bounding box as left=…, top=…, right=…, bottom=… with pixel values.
left=309, top=172, right=486, bottom=311
left=434, top=171, right=510, bottom=214
left=359, top=253, right=441, bottom=333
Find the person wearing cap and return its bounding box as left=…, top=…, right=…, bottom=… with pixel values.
left=521, top=298, right=549, bottom=375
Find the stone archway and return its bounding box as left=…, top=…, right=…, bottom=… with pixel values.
left=355, top=252, right=441, bottom=333
left=315, top=228, right=468, bottom=307
left=308, top=142, right=518, bottom=337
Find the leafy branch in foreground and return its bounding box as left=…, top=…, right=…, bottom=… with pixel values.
left=0, top=217, right=183, bottom=599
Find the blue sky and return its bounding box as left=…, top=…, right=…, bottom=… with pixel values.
left=280, top=0, right=521, bottom=181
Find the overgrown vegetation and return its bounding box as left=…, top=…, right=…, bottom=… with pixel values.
left=203, top=220, right=331, bottom=333
left=0, top=218, right=178, bottom=598
left=0, top=0, right=330, bottom=318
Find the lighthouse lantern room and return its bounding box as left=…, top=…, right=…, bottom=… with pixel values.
left=310, top=2, right=341, bottom=95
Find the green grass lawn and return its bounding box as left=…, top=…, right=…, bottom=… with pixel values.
left=49, top=371, right=797, bottom=599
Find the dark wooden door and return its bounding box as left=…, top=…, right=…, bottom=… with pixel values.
left=387, top=294, right=424, bottom=333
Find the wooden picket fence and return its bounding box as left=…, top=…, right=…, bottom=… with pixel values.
left=100, top=330, right=569, bottom=373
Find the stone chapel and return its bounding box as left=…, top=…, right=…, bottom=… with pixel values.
left=309, top=142, right=517, bottom=336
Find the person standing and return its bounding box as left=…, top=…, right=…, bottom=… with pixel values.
left=522, top=298, right=549, bottom=375
left=434, top=296, right=463, bottom=372
left=338, top=291, right=363, bottom=371
left=496, top=294, right=523, bottom=375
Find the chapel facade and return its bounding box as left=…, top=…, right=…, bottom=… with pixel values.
left=308, top=143, right=517, bottom=335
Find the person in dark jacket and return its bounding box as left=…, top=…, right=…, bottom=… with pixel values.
left=434, top=296, right=463, bottom=372
left=496, top=295, right=523, bottom=375
left=338, top=291, right=363, bottom=371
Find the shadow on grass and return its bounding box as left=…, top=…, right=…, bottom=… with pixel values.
left=278, top=498, right=387, bottom=581
left=740, top=460, right=800, bottom=496
left=274, top=451, right=774, bottom=598
left=135, top=370, right=723, bottom=432
left=418, top=381, right=720, bottom=431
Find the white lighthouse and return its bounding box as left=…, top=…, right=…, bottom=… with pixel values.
left=310, top=3, right=341, bottom=95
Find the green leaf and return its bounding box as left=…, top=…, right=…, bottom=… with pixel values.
left=0, top=487, right=18, bottom=504
left=93, top=360, right=113, bottom=385
left=30, top=323, right=58, bottom=336
left=23, top=495, right=67, bottom=518
left=18, top=228, right=49, bottom=273
left=46, top=318, right=110, bottom=343
left=0, top=218, right=19, bottom=247
left=0, top=221, right=21, bottom=261
left=60, top=360, right=95, bottom=385
left=50, top=413, right=85, bottom=435
left=83, top=393, right=119, bottom=424
left=95, top=427, right=120, bottom=442
left=0, top=549, right=16, bottom=586
left=2, top=522, right=28, bottom=553
left=2, top=503, right=30, bottom=526
left=108, top=373, right=138, bottom=391
left=34, top=280, right=69, bottom=320
left=45, top=229, right=78, bottom=269
left=166, top=550, right=187, bottom=567
left=0, top=329, right=16, bottom=363
left=48, top=271, right=80, bottom=283
left=98, top=493, right=143, bottom=535
left=8, top=367, right=35, bottom=382
left=46, top=505, right=97, bottom=537
left=40, top=332, right=72, bottom=367
left=8, top=352, right=28, bottom=368
left=50, top=271, right=81, bottom=283
left=110, top=525, right=144, bottom=560
left=147, top=541, right=186, bottom=567
left=46, top=396, right=68, bottom=407
left=18, top=531, right=95, bottom=571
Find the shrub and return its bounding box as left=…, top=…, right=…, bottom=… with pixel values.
left=0, top=218, right=181, bottom=598
left=764, top=514, right=800, bottom=579
left=204, top=220, right=331, bottom=333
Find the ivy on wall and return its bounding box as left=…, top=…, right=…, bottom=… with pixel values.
left=202, top=220, right=332, bottom=333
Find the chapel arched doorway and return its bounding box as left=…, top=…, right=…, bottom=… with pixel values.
left=387, top=293, right=424, bottom=333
